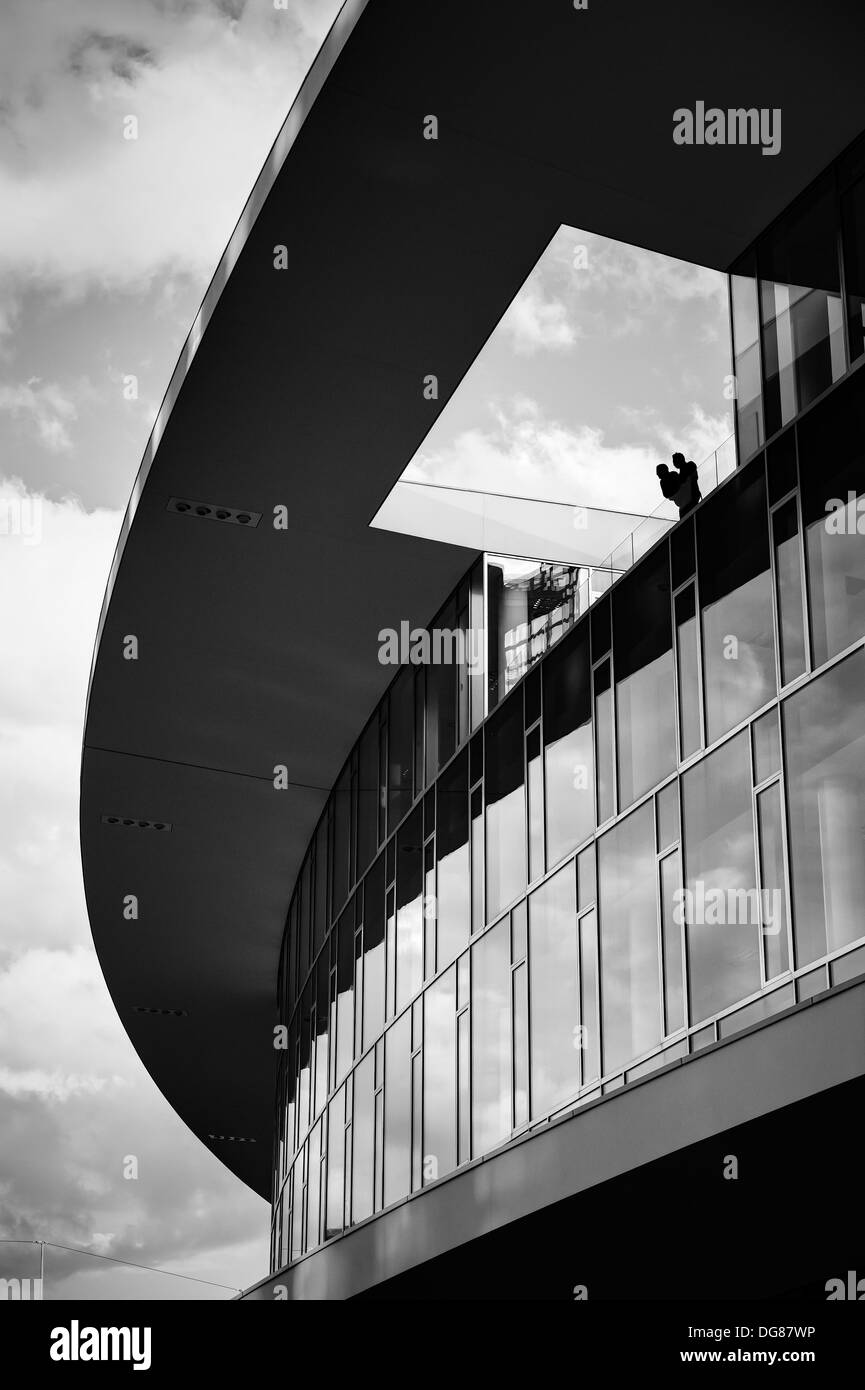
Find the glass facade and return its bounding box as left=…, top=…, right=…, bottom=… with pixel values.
left=269, top=137, right=865, bottom=1272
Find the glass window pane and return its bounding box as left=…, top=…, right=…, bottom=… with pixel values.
left=332, top=766, right=350, bottom=914
left=423, top=966, right=456, bottom=1183
left=698, top=465, right=776, bottom=741
left=759, top=175, right=845, bottom=435
left=614, top=547, right=676, bottom=807
left=351, top=1051, right=374, bottom=1224
left=529, top=862, right=579, bottom=1117
left=799, top=382, right=865, bottom=666
left=314, top=820, right=328, bottom=959
left=396, top=807, right=423, bottom=1011
left=660, top=851, right=685, bottom=1033
left=471, top=918, right=511, bottom=1155
left=457, top=1010, right=470, bottom=1164
left=357, top=720, right=378, bottom=879
left=577, top=844, right=596, bottom=911
left=436, top=750, right=469, bottom=968
left=594, top=658, right=614, bottom=824
left=484, top=698, right=527, bottom=920
left=325, top=1087, right=345, bottom=1240
left=783, top=648, right=865, bottom=965
left=543, top=624, right=593, bottom=866
left=291, top=1159, right=303, bottom=1261
left=656, top=780, right=680, bottom=850
left=512, top=961, right=529, bottom=1128
left=383, top=1010, right=411, bottom=1207
left=389, top=669, right=414, bottom=831
left=730, top=258, right=764, bottom=459
left=752, top=706, right=781, bottom=784
left=842, top=172, right=865, bottom=363
left=527, top=725, right=544, bottom=881
left=682, top=731, right=762, bottom=1022
left=306, top=1121, right=321, bottom=1253
left=362, top=854, right=385, bottom=1049
left=756, top=782, right=789, bottom=980
left=772, top=496, right=807, bottom=685
left=425, top=597, right=457, bottom=780
left=335, top=906, right=353, bottom=1086
left=471, top=785, right=484, bottom=932
left=599, top=802, right=662, bottom=1073
left=579, top=908, right=600, bottom=1084
left=511, top=898, right=527, bottom=961
left=675, top=584, right=701, bottom=760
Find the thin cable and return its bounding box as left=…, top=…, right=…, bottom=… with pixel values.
left=0, top=1238, right=240, bottom=1292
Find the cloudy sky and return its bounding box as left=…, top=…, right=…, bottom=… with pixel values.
left=0, top=0, right=731, bottom=1300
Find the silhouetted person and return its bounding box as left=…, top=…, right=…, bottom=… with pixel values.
left=671, top=451, right=701, bottom=517
left=656, top=463, right=682, bottom=508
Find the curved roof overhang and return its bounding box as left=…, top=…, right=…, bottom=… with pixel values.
left=81, top=0, right=865, bottom=1199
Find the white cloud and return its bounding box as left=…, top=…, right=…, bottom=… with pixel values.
left=499, top=283, right=579, bottom=355
left=0, top=0, right=340, bottom=301
left=0, top=379, right=82, bottom=452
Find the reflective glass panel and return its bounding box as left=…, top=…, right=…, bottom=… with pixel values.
left=529, top=862, right=579, bottom=1117
left=543, top=624, right=593, bottom=866
left=484, top=698, right=527, bottom=920
left=698, top=465, right=776, bottom=742
left=614, top=547, right=675, bottom=808
left=841, top=172, right=865, bottom=362
left=783, top=649, right=865, bottom=965
left=351, top=1052, right=374, bottom=1224
left=675, top=584, right=701, bottom=759
left=362, top=854, right=385, bottom=1050
left=772, top=495, right=807, bottom=685
left=388, top=668, right=414, bottom=831
left=396, top=807, right=423, bottom=1011
left=756, top=781, right=789, bottom=980
left=660, top=851, right=685, bottom=1033
left=335, top=905, right=354, bottom=1086
left=436, top=750, right=470, bottom=967
left=759, top=174, right=845, bottom=435
left=579, top=908, right=600, bottom=1084
left=730, top=258, right=764, bottom=460
left=423, top=966, right=456, bottom=1184
left=383, top=1010, right=411, bottom=1207
left=325, top=1087, right=345, bottom=1240
left=357, top=719, right=378, bottom=879
left=471, top=918, right=512, bottom=1155
left=599, top=801, right=662, bottom=1074
left=594, top=659, right=614, bottom=824
left=682, top=731, right=761, bottom=1022
left=799, top=382, right=865, bottom=666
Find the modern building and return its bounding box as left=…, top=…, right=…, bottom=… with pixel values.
left=81, top=0, right=865, bottom=1299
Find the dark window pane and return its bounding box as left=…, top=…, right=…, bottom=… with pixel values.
left=471, top=918, right=511, bottom=1154
left=396, top=807, right=423, bottom=1011
left=425, top=603, right=457, bottom=780
left=525, top=665, right=541, bottom=727
left=670, top=517, right=695, bottom=590
left=529, top=862, right=579, bottom=1117
left=543, top=623, right=593, bottom=866
left=773, top=496, right=807, bottom=685
left=436, top=750, right=469, bottom=968
left=484, top=698, right=527, bottom=920
left=660, top=851, right=685, bottom=1033
left=314, top=820, right=328, bottom=959
left=799, top=378, right=865, bottom=666
left=357, top=719, right=378, bottom=878
left=590, top=594, right=611, bottom=661
left=351, top=1052, right=374, bottom=1224
left=698, top=464, right=776, bottom=741
left=614, top=546, right=676, bottom=806
left=423, top=966, right=456, bottom=1183
left=362, top=854, right=385, bottom=1049
left=599, top=802, right=662, bottom=1073
left=759, top=174, right=845, bottom=435
left=383, top=1010, right=411, bottom=1207
left=756, top=782, right=789, bottom=980
left=314, top=954, right=329, bottom=1115
left=675, top=584, right=701, bottom=759
left=471, top=786, right=484, bottom=932
left=783, top=649, right=865, bottom=965
left=470, top=559, right=486, bottom=731
left=730, top=256, right=764, bottom=459
left=682, top=731, right=761, bottom=1022
left=389, top=669, right=414, bottom=831
left=594, top=658, right=614, bottom=824
left=767, top=429, right=797, bottom=505
left=332, top=766, right=350, bottom=915
left=841, top=172, right=865, bottom=362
